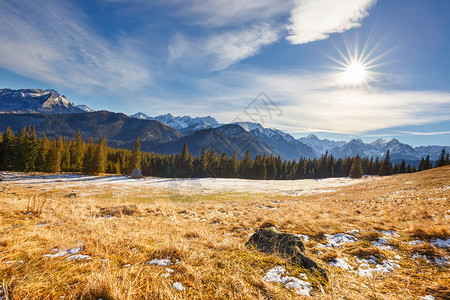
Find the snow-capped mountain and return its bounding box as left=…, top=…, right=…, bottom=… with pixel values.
left=299, top=135, right=449, bottom=163
left=129, top=112, right=150, bottom=120
left=76, top=105, right=95, bottom=112
left=129, top=112, right=220, bottom=133
left=232, top=121, right=264, bottom=132
left=0, top=88, right=93, bottom=114
left=298, top=134, right=347, bottom=157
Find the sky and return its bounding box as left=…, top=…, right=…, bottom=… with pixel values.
left=0, top=0, right=449, bottom=146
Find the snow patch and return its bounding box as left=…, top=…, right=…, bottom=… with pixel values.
left=43, top=247, right=83, bottom=258
left=66, top=254, right=92, bottom=261
left=163, top=268, right=175, bottom=278
left=371, top=238, right=393, bottom=250
left=409, top=240, right=425, bottom=246
left=147, top=258, right=172, bottom=266
left=172, top=282, right=186, bottom=291
left=324, top=233, right=358, bottom=247
left=419, top=296, right=435, bottom=300
left=379, top=230, right=400, bottom=237
left=296, top=234, right=310, bottom=242
left=356, top=258, right=399, bottom=277
left=430, top=238, right=450, bottom=248
left=263, top=266, right=312, bottom=296
left=329, top=258, right=353, bottom=270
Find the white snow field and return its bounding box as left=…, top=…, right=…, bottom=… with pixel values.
left=0, top=172, right=373, bottom=196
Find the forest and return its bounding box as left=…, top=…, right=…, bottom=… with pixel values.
left=0, top=126, right=448, bottom=179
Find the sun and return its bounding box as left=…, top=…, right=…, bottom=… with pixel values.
left=326, top=37, right=392, bottom=88
left=342, top=61, right=366, bottom=85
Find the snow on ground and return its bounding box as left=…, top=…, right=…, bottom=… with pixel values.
left=66, top=254, right=92, bottom=261
left=0, top=172, right=370, bottom=196
left=409, top=240, right=425, bottom=246
left=43, top=247, right=92, bottom=261
left=419, top=296, right=435, bottom=300
left=172, top=282, right=186, bottom=291
left=379, top=230, right=400, bottom=237
left=322, top=233, right=358, bottom=248
left=163, top=268, right=175, bottom=278
left=413, top=253, right=449, bottom=267
left=329, top=258, right=353, bottom=270
left=146, top=258, right=172, bottom=266
left=296, top=234, right=310, bottom=242
left=43, top=247, right=83, bottom=258
left=371, top=238, right=393, bottom=250
left=356, top=257, right=400, bottom=277
left=430, top=238, right=450, bottom=248
left=263, top=266, right=311, bottom=296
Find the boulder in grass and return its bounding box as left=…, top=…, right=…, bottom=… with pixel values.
left=130, top=169, right=143, bottom=179
left=246, top=226, right=327, bottom=281
left=98, top=204, right=138, bottom=217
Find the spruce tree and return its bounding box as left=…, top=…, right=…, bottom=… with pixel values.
left=45, top=137, right=63, bottom=173
left=379, top=150, right=393, bottom=176
left=399, top=160, right=406, bottom=173
left=240, top=149, right=253, bottom=178
left=1, top=127, right=16, bottom=170
left=72, top=131, right=85, bottom=172
left=424, top=155, right=432, bottom=170
left=83, top=137, right=96, bottom=174
left=35, top=134, right=50, bottom=172
left=436, top=148, right=447, bottom=167
left=349, top=155, right=363, bottom=178
left=93, top=138, right=107, bottom=174
left=130, top=137, right=142, bottom=170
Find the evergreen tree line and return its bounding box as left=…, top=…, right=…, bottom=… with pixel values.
left=0, top=127, right=448, bottom=179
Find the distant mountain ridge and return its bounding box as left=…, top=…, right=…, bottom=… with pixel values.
left=129, top=112, right=220, bottom=134
left=298, top=134, right=449, bottom=163
left=0, top=88, right=448, bottom=164
left=0, top=88, right=93, bottom=114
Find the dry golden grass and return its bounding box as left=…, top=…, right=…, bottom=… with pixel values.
left=0, top=166, right=449, bottom=299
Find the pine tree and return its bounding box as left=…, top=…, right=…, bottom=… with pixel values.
left=399, top=160, right=406, bottom=173
left=435, top=148, right=447, bottom=167
left=240, top=149, right=253, bottom=178
left=349, top=155, right=363, bottom=178
left=177, top=142, right=193, bottom=177
left=83, top=137, right=96, bottom=174
left=379, top=150, right=393, bottom=176
left=93, top=138, right=107, bottom=174
left=424, top=155, right=432, bottom=170
left=71, top=131, right=85, bottom=172
left=35, top=134, right=50, bottom=172
left=1, top=127, right=16, bottom=170
left=45, top=137, right=63, bottom=173
left=130, top=137, right=142, bottom=170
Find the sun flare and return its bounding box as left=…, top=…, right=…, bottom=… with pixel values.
left=327, top=37, right=392, bottom=88
left=342, top=62, right=366, bottom=84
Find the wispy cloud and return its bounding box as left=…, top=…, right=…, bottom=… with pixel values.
left=396, top=131, right=450, bottom=136
left=172, top=0, right=293, bottom=28
left=168, top=24, right=281, bottom=71
left=0, top=0, right=152, bottom=92
left=287, top=0, right=377, bottom=44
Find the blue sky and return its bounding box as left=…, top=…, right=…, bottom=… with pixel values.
left=1, top=0, right=449, bottom=146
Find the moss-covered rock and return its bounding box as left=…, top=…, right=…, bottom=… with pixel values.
left=246, top=226, right=327, bottom=281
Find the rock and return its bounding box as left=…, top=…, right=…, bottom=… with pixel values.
left=246, top=226, right=327, bottom=281
left=130, top=169, right=143, bottom=179
left=98, top=205, right=138, bottom=217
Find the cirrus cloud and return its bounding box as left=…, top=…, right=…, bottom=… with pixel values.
left=287, top=0, right=377, bottom=44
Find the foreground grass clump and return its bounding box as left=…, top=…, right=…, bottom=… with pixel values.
left=0, top=166, right=449, bottom=299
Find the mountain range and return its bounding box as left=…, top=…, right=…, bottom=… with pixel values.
left=0, top=89, right=448, bottom=164
left=0, top=88, right=93, bottom=114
